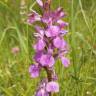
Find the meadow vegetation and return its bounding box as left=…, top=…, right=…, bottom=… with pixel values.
left=0, top=0, right=96, bottom=96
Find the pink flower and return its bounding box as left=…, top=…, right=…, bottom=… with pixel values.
left=34, top=39, right=46, bottom=51
left=29, top=64, right=40, bottom=78
left=11, top=47, right=20, bottom=54
left=36, top=0, right=43, bottom=7
left=40, top=54, right=55, bottom=67
left=46, top=81, right=59, bottom=93
left=45, top=26, right=60, bottom=37
left=27, top=11, right=41, bottom=24
left=34, top=51, right=43, bottom=63
left=57, top=20, right=69, bottom=29
left=61, top=57, right=70, bottom=67
left=35, top=26, right=44, bottom=38
left=53, top=37, right=67, bottom=49
left=28, top=0, right=70, bottom=95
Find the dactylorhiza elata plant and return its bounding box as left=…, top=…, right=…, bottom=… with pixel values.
left=28, top=0, right=70, bottom=96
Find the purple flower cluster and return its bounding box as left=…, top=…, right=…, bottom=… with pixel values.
left=28, top=0, right=70, bottom=95
left=35, top=78, right=59, bottom=96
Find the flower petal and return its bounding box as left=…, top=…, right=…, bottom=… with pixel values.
left=61, top=57, right=70, bottom=67
left=36, top=0, right=43, bottom=7
left=34, top=51, right=43, bottom=62
left=46, top=81, right=59, bottom=93
left=53, top=37, right=62, bottom=48
left=40, top=54, right=55, bottom=67
left=60, top=30, right=68, bottom=35
left=34, top=39, right=45, bottom=51
left=53, top=37, right=67, bottom=49
left=55, top=7, right=65, bottom=19
left=29, top=64, right=40, bottom=78
left=35, top=88, right=49, bottom=96
left=35, top=26, right=44, bottom=37
left=57, top=20, right=68, bottom=28
left=27, top=11, right=41, bottom=24
left=45, top=26, right=60, bottom=37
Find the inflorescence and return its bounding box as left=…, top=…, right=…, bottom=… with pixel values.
left=28, top=0, right=70, bottom=95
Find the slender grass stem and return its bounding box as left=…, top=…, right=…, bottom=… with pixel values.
left=71, top=0, right=79, bottom=95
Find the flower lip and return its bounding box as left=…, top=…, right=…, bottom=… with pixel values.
left=61, top=57, right=70, bottom=67
left=40, top=54, right=55, bottom=67
left=29, top=64, right=40, bottom=78
left=53, top=36, right=67, bottom=49
left=34, top=51, right=43, bottom=63
left=45, top=25, right=60, bottom=37
left=46, top=81, right=59, bottom=93
left=33, top=39, right=46, bottom=51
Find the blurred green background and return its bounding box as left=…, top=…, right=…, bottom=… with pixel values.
left=0, top=0, right=96, bottom=96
